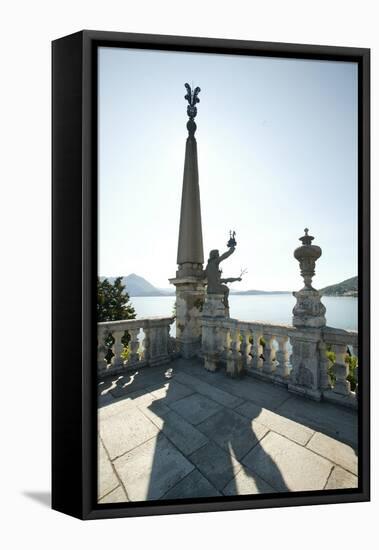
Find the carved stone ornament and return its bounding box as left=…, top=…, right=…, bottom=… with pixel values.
left=184, top=83, right=201, bottom=137
left=292, top=228, right=326, bottom=328
left=294, top=228, right=322, bottom=290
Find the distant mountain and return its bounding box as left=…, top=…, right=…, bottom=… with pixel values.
left=100, top=274, right=174, bottom=297
left=231, top=289, right=290, bottom=295
left=320, top=276, right=358, bottom=297
left=101, top=274, right=293, bottom=296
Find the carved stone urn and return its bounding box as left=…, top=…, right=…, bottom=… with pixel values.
left=292, top=228, right=326, bottom=328
left=294, top=228, right=322, bottom=290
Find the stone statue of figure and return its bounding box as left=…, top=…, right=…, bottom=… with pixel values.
left=205, top=245, right=242, bottom=308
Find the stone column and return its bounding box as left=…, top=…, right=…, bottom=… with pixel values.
left=288, top=229, right=326, bottom=401
left=169, top=84, right=206, bottom=358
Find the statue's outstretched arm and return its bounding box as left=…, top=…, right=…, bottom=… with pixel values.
left=221, top=276, right=242, bottom=283
left=218, top=247, right=235, bottom=263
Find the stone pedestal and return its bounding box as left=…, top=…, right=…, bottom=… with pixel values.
left=288, top=329, right=324, bottom=400
left=202, top=293, right=228, bottom=372
left=169, top=273, right=205, bottom=359
left=289, top=229, right=327, bottom=400
left=289, top=290, right=327, bottom=400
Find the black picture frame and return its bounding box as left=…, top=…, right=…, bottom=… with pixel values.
left=52, top=30, right=370, bottom=520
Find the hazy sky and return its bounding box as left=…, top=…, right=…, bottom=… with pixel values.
left=98, top=47, right=358, bottom=291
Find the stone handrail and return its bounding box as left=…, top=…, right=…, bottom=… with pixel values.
left=97, top=317, right=176, bottom=376
left=323, top=326, right=358, bottom=348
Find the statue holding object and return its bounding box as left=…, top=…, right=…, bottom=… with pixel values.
left=205, top=231, right=243, bottom=308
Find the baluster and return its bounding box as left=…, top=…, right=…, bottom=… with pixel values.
left=156, top=324, right=166, bottom=357
left=275, top=335, right=289, bottom=379
left=97, top=327, right=107, bottom=372
left=318, top=340, right=331, bottom=390
left=227, top=325, right=243, bottom=377
left=110, top=330, right=124, bottom=369
left=128, top=328, right=140, bottom=366
left=226, top=326, right=237, bottom=376
left=223, top=325, right=232, bottom=366
left=262, top=334, right=276, bottom=374
left=251, top=330, right=263, bottom=371
left=226, top=326, right=235, bottom=376
left=240, top=328, right=252, bottom=368
left=231, top=326, right=241, bottom=356
left=219, top=324, right=228, bottom=363
left=149, top=327, right=155, bottom=358
left=143, top=326, right=151, bottom=363
left=165, top=323, right=171, bottom=357
left=149, top=327, right=158, bottom=364
left=164, top=323, right=170, bottom=357
left=168, top=319, right=177, bottom=355
left=332, top=344, right=350, bottom=395
left=156, top=323, right=169, bottom=359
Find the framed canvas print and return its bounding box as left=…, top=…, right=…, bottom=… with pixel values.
left=52, top=30, right=370, bottom=520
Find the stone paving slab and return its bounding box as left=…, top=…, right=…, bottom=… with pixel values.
left=174, top=371, right=243, bottom=409
left=277, top=396, right=357, bottom=447
left=189, top=441, right=242, bottom=491
left=180, top=361, right=291, bottom=409
left=98, top=438, right=119, bottom=500
left=114, top=434, right=194, bottom=501
left=138, top=395, right=171, bottom=424
left=150, top=380, right=194, bottom=404
left=169, top=393, right=223, bottom=425
left=109, top=367, right=172, bottom=398
left=242, top=431, right=333, bottom=492
left=100, top=406, right=158, bottom=460
left=306, top=432, right=358, bottom=475
left=196, top=408, right=269, bottom=460
left=162, top=469, right=221, bottom=500
left=223, top=466, right=276, bottom=496
left=98, top=390, right=118, bottom=408
left=325, top=466, right=358, bottom=490
left=98, top=485, right=128, bottom=503
left=99, top=387, right=156, bottom=420
left=235, top=401, right=315, bottom=446
left=148, top=409, right=209, bottom=456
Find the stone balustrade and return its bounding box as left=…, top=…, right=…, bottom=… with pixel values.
left=203, top=315, right=358, bottom=409
left=220, top=319, right=296, bottom=383
left=97, top=317, right=176, bottom=377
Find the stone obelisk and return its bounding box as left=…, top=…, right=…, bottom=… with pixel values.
left=169, top=84, right=206, bottom=358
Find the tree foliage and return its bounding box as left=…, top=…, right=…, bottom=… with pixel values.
left=97, top=277, right=136, bottom=322
left=97, top=277, right=137, bottom=363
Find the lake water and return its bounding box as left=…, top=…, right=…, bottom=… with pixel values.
left=130, top=294, right=358, bottom=331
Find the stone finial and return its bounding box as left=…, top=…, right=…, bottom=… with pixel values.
left=184, top=83, right=201, bottom=137
left=294, top=228, right=322, bottom=290
left=299, top=227, right=314, bottom=246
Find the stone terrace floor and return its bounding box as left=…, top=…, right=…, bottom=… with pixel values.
left=98, top=358, right=358, bottom=503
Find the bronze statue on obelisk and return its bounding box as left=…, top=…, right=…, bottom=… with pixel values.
left=205, top=231, right=243, bottom=309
